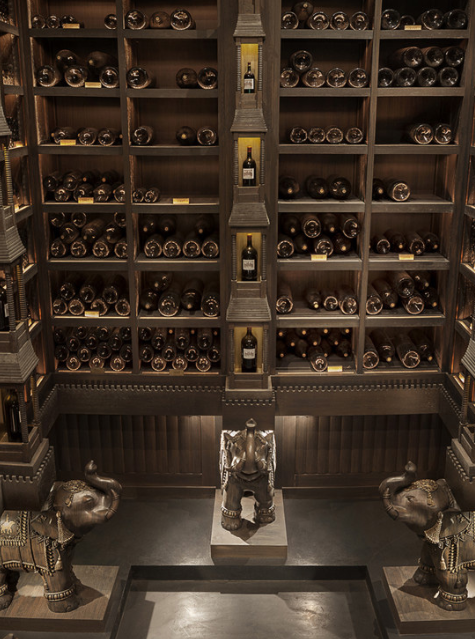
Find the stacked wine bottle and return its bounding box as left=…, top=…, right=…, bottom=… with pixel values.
left=371, top=229, right=440, bottom=256
left=50, top=127, right=122, bottom=146
left=141, top=214, right=219, bottom=260
left=31, top=14, right=83, bottom=28
left=276, top=327, right=354, bottom=372
left=52, top=274, right=130, bottom=317
left=36, top=49, right=119, bottom=89
left=49, top=213, right=127, bottom=260
left=133, top=186, right=161, bottom=203
left=139, top=273, right=220, bottom=317
left=366, top=271, right=439, bottom=316
left=378, top=45, right=464, bottom=88
left=139, top=327, right=220, bottom=373
left=364, top=329, right=435, bottom=370
left=43, top=169, right=124, bottom=203
left=281, top=50, right=369, bottom=89
left=288, top=125, right=364, bottom=145
left=381, top=8, right=468, bottom=30
left=372, top=178, right=411, bottom=202
left=282, top=3, right=369, bottom=30
left=53, top=326, right=132, bottom=372
left=279, top=175, right=353, bottom=201
left=176, top=67, right=218, bottom=90
left=278, top=213, right=360, bottom=259
left=125, top=9, right=196, bottom=30
left=276, top=282, right=359, bottom=315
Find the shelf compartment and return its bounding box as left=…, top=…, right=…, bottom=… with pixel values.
left=47, top=258, right=127, bottom=271
left=52, top=316, right=131, bottom=326
left=43, top=203, right=126, bottom=213
left=3, top=86, right=24, bottom=95
left=371, top=195, right=453, bottom=213
left=130, top=146, right=219, bottom=156
left=455, top=318, right=471, bottom=342
left=0, top=22, right=18, bottom=35
left=23, top=263, right=38, bottom=284
left=279, top=196, right=365, bottom=213
left=368, top=254, right=450, bottom=270
left=276, top=355, right=355, bottom=375
left=466, top=205, right=475, bottom=220
left=135, top=255, right=220, bottom=271
left=281, top=30, right=373, bottom=40
left=132, top=198, right=219, bottom=214
left=365, top=309, right=445, bottom=327
left=14, top=205, right=33, bottom=223
left=377, top=88, right=465, bottom=97
left=280, top=88, right=371, bottom=98
left=279, top=144, right=368, bottom=155
left=38, top=144, right=123, bottom=155
left=277, top=254, right=362, bottom=271
left=276, top=302, right=360, bottom=328
left=126, top=89, right=218, bottom=99
left=374, top=144, right=459, bottom=155
left=9, top=145, right=28, bottom=158
left=363, top=361, right=440, bottom=374
left=28, top=28, right=117, bottom=38
left=460, top=262, right=475, bottom=285
left=33, top=87, right=120, bottom=98
left=124, top=29, right=218, bottom=39
left=137, top=311, right=220, bottom=327
left=380, top=29, right=469, bottom=39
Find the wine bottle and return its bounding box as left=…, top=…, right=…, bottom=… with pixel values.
left=443, top=46, right=464, bottom=68
left=151, top=327, right=167, bottom=350
left=350, top=11, right=369, bottom=31
left=64, top=65, right=89, bottom=88
left=301, top=68, right=325, bottom=87
left=328, top=175, right=351, bottom=200
left=125, top=10, right=149, bottom=29
left=51, top=126, right=76, bottom=144
left=120, top=343, right=133, bottom=362
left=301, top=213, right=321, bottom=238
left=68, top=297, right=86, bottom=316
left=384, top=229, right=406, bottom=252
left=282, top=11, right=299, bottom=29
left=201, top=282, right=220, bottom=317
left=293, top=2, right=314, bottom=21
left=196, top=353, right=212, bottom=372
left=412, top=270, right=431, bottom=291
left=418, top=230, right=439, bottom=252
left=363, top=336, right=379, bottom=370
left=371, top=329, right=395, bottom=363
left=326, top=328, right=340, bottom=347
left=420, top=46, right=444, bottom=68
left=55, top=344, right=68, bottom=362
left=242, top=146, right=257, bottom=186
left=176, top=68, right=198, bottom=89
left=289, top=126, right=307, bottom=144
left=79, top=274, right=102, bottom=303
left=138, top=327, right=152, bottom=343
left=387, top=271, right=415, bottom=298
left=378, top=68, right=394, bottom=87
left=114, top=212, right=127, bottom=228
left=197, top=68, right=218, bottom=90
left=179, top=278, right=203, bottom=311
left=434, top=124, right=453, bottom=145
left=144, top=187, right=160, bottom=204
left=36, top=65, right=62, bottom=88
left=93, top=183, right=113, bottom=202
left=313, top=234, right=334, bottom=256
left=280, top=68, right=300, bottom=88
left=373, top=178, right=385, bottom=200
left=333, top=233, right=352, bottom=255
left=175, top=327, right=191, bottom=350
left=197, top=327, right=213, bottom=350
left=384, top=179, right=410, bottom=202
left=99, top=66, right=120, bottom=88
left=345, top=127, right=364, bottom=144
left=276, top=282, right=293, bottom=314
left=108, top=328, right=123, bottom=352
left=347, top=68, right=369, bottom=88
left=366, top=285, right=383, bottom=315
left=325, top=126, right=344, bottom=144
left=389, top=47, right=423, bottom=69
left=295, top=338, right=308, bottom=358
left=82, top=218, right=105, bottom=243
left=381, top=9, right=400, bottom=30
left=162, top=234, right=183, bottom=259
left=443, top=9, right=468, bottom=30
left=52, top=296, right=68, bottom=315
left=406, top=123, right=434, bottom=145
left=401, top=293, right=424, bottom=315
left=197, top=127, right=217, bottom=146
left=46, top=15, right=61, bottom=28
left=320, top=213, right=337, bottom=234
left=208, top=340, right=221, bottom=363
left=393, top=67, right=417, bottom=87
left=394, top=333, right=421, bottom=368
left=405, top=231, right=425, bottom=256
left=305, top=288, right=321, bottom=310
left=59, top=222, right=79, bottom=244
left=285, top=330, right=298, bottom=349
left=338, top=285, right=358, bottom=315
left=87, top=52, right=118, bottom=75
left=127, top=67, right=154, bottom=89
left=417, top=9, right=444, bottom=30
left=330, top=11, right=349, bottom=30
left=340, top=213, right=360, bottom=238
left=322, top=289, right=338, bottom=311
left=290, top=50, right=313, bottom=74
left=416, top=67, right=437, bottom=87
left=59, top=274, right=82, bottom=300
left=50, top=238, right=68, bottom=258
left=400, top=15, right=415, bottom=27
left=103, top=275, right=126, bottom=305
left=306, top=176, right=328, bottom=199
left=104, top=222, right=122, bottom=244
left=306, top=329, right=321, bottom=347
left=158, top=283, right=182, bottom=317
left=281, top=214, right=300, bottom=237
left=71, top=211, right=87, bottom=228
left=148, top=272, right=173, bottom=293
left=279, top=176, right=300, bottom=199
left=151, top=11, right=171, bottom=29
left=31, top=14, right=46, bottom=28
left=336, top=339, right=352, bottom=359
left=293, top=234, right=309, bottom=254
left=307, top=11, right=329, bottom=30
left=326, top=68, right=347, bottom=88
left=55, top=49, right=82, bottom=71
left=243, top=62, right=255, bottom=93
left=438, top=67, right=459, bottom=87
left=185, top=336, right=199, bottom=362
left=131, top=125, right=154, bottom=146
left=371, top=234, right=391, bottom=254
left=409, top=329, right=434, bottom=361
left=170, top=9, right=194, bottom=30
left=201, top=234, right=219, bottom=259
left=139, top=344, right=154, bottom=364
left=49, top=211, right=67, bottom=228
left=104, top=14, right=117, bottom=29
left=308, top=346, right=328, bottom=372
left=241, top=327, right=257, bottom=373
left=73, top=183, right=94, bottom=201
left=144, top=234, right=164, bottom=258
left=372, top=278, right=398, bottom=308
left=241, top=234, right=258, bottom=281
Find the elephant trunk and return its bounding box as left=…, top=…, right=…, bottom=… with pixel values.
left=242, top=419, right=258, bottom=474
left=84, top=460, right=122, bottom=520
left=379, top=461, right=417, bottom=520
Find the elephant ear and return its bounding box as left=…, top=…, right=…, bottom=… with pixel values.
left=436, top=479, right=462, bottom=514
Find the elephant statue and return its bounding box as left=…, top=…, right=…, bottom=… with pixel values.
left=379, top=461, right=475, bottom=611
left=0, top=461, right=121, bottom=613
left=219, top=418, right=275, bottom=531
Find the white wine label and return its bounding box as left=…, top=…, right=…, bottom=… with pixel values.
left=399, top=253, right=414, bottom=261
left=244, top=79, right=255, bottom=90
left=243, top=259, right=255, bottom=270
left=85, top=310, right=100, bottom=317
left=4, top=303, right=8, bottom=317
left=404, top=24, right=421, bottom=30
left=311, top=254, right=327, bottom=261
left=243, top=168, right=255, bottom=180
left=63, top=23, right=81, bottom=28
left=243, top=348, right=256, bottom=359
left=60, top=139, right=77, bottom=146
left=173, top=198, right=190, bottom=204
left=78, top=197, right=94, bottom=204
left=85, top=82, right=102, bottom=88
left=328, top=365, right=343, bottom=373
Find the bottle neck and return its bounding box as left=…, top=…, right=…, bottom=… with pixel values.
left=247, top=147, right=252, bottom=159
left=247, top=235, right=252, bottom=248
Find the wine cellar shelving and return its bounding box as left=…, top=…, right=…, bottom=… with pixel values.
left=0, top=0, right=474, bottom=418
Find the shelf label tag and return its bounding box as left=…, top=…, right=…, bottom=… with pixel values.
left=311, top=254, right=327, bottom=261
left=78, top=197, right=94, bottom=204
left=399, top=253, right=414, bottom=261
left=63, top=23, right=81, bottom=29
left=328, top=365, right=343, bottom=373
left=85, top=82, right=102, bottom=89
left=173, top=198, right=190, bottom=204
left=405, top=24, right=422, bottom=30
left=60, top=140, right=76, bottom=146
left=85, top=310, right=100, bottom=318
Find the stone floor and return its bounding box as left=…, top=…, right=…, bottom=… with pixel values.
left=2, top=495, right=471, bottom=639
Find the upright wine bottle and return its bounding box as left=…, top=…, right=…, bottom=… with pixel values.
left=241, top=234, right=258, bottom=281
left=242, top=146, right=257, bottom=186
left=243, top=62, right=255, bottom=93
left=241, top=327, right=257, bottom=373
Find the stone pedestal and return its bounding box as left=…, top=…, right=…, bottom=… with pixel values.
left=211, top=489, right=287, bottom=563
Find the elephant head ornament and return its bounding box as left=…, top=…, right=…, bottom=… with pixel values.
left=0, top=461, right=122, bottom=613
left=379, top=462, right=475, bottom=611
left=219, top=418, right=276, bottom=531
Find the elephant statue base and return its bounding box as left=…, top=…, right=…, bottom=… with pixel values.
left=219, top=418, right=276, bottom=531
left=380, top=462, right=475, bottom=611
left=0, top=461, right=121, bottom=614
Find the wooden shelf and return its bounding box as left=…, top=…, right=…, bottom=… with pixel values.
left=124, top=29, right=218, bottom=39
left=276, top=355, right=355, bottom=375
left=377, top=88, right=465, bottom=97
left=465, top=204, right=475, bottom=219
left=28, top=28, right=117, bottom=38
left=279, top=196, right=365, bottom=213
left=365, top=309, right=445, bottom=328
left=374, top=144, right=459, bottom=155
left=0, top=21, right=18, bottom=35
left=363, top=361, right=441, bottom=374
left=132, top=198, right=219, bottom=214
left=52, top=315, right=131, bottom=326
left=368, top=253, right=450, bottom=270
left=137, top=311, right=221, bottom=327
left=126, top=89, right=218, bottom=99
left=43, top=203, right=126, bottom=213
left=135, top=255, right=220, bottom=271
left=280, top=88, right=371, bottom=98
left=3, top=85, right=24, bottom=95
left=380, top=29, right=469, bottom=39
left=23, top=263, right=38, bottom=283
left=276, top=303, right=360, bottom=328
left=371, top=195, right=453, bottom=213
left=279, top=144, right=368, bottom=155
left=47, top=259, right=127, bottom=271
left=130, top=145, right=219, bottom=156
left=460, top=262, right=475, bottom=285
left=29, top=320, right=42, bottom=341
left=277, top=254, right=362, bottom=271
left=9, top=145, right=28, bottom=158
left=455, top=318, right=471, bottom=342
left=33, top=87, right=120, bottom=98
left=14, top=205, right=33, bottom=223
left=38, top=144, right=123, bottom=155
left=281, top=29, right=373, bottom=40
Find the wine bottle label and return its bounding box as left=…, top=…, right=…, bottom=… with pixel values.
left=243, top=348, right=256, bottom=359
left=404, top=24, right=421, bottom=30
left=311, top=254, right=327, bottom=261
left=243, top=168, right=255, bottom=180
left=62, top=23, right=80, bottom=28
left=243, top=259, right=255, bottom=271
left=85, top=82, right=102, bottom=88
left=244, top=78, right=255, bottom=90
left=78, top=197, right=94, bottom=204
left=85, top=310, right=100, bottom=317
left=328, top=365, right=343, bottom=373
left=399, top=254, right=414, bottom=261
left=60, top=139, right=76, bottom=146
left=173, top=198, right=190, bottom=204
